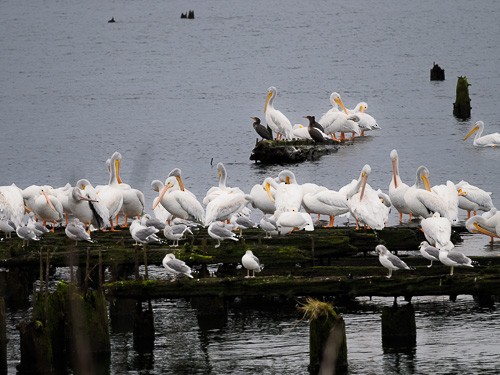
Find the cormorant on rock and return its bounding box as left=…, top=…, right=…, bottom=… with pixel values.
left=251, top=116, right=273, bottom=141
left=304, top=115, right=326, bottom=142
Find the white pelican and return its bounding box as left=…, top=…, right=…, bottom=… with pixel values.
left=388, top=149, right=411, bottom=222
left=22, top=184, right=52, bottom=216
left=0, top=184, right=25, bottom=227
left=264, top=170, right=303, bottom=218
left=432, top=181, right=460, bottom=224
left=95, top=152, right=124, bottom=231
left=465, top=208, right=500, bottom=243
left=438, top=248, right=474, bottom=276
left=403, top=166, right=447, bottom=219
left=53, top=183, right=73, bottom=226
left=418, top=241, right=441, bottom=268
left=456, top=180, right=494, bottom=218
left=162, top=253, right=193, bottom=279
left=207, top=221, right=239, bottom=248
left=65, top=218, right=95, bottom=245
left=242, top=250, right=262, bottom=278
left=264, top=86, right=293, bottom=141
left=463, top=120, right=500, bottom=147
left=249, top=180, right=276, bottom=215
left=151, top=180, right=173, bottom=223
left=350, top=102, right=380, bottom=136
left=375, top=245, right=411, bottom=279
left=153, top=176, right=204, bottom=224
left=69, top=180, right=110, bottom=231
left=114, top=152, right=145, bottom=227
left=347, top=165, right=390, bottom=230
left=276, top=211, right=314, bottom=232
left=204, top=192, right=251, bottom=226
left=129, top=219, right=163, bottom=246
left=302, top=187, right=349, bottom=227
left=203, top=162, right=243, bottom=205
left=32, top=188, right=64, bottom=231
left=318, top=92, right=360, bottom=141
left=420, top=212, right=454, bottom=251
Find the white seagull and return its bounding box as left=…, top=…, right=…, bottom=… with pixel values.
left=241, top=250, right=262, bottom=278
left=375, top=244, right=411, bottom=278
left=65, top=218, right=95, bottom=245
left=418, top=241, right=441, bottom=268
left=438, top=248, right=475, bottom=276
left=207, top=221, right=239, bottom=248
left=162, top=253, right=193, bottom=279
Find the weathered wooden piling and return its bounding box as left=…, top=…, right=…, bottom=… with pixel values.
left=430, top=62, right=445, bottom=81
left=191, top=296, right=228, bottom=329
left=133, top=300, right=155, bottom=353
left=109, top=297, right=137, bottom=333
left=300, top=298, right=347, bottom=375
left=381, top=303, right=416, bottom=347
left=453, top=76, right=471, bottom=119
left=0, top=298, right=6, bottom=374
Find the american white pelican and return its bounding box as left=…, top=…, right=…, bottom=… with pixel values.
left=456, top=180, right=494, bottom=218
left=207, top=221, right=239, bottom=248
left=204, top=192, right=251, bottom=226
left=153, top=176, right=205, bottom=224
left=70, top=180, right=110, bottom=231
left=432, top=181, right=459, bottom=224
left=32, top=188, right=64, bottom=230
left=162, top=253, right=193, bottom=279
left=375, top=245, right=411, bottom=278
left=265, top=170, right=303, bottom=218
left=22, top=184, right=52, bottom=216
left=112, top=152, right=145, bottom=227
left=350, top=102, right=380, bottom=136
left=0, top=184, right=26, bottom=227
left=465, top=208, right=500, bottom=243
left=418, top=241, right=441, bottom=268
left=346, top=165, right=390, bottom=230
left=129, top=219, right=163, bottom=246
left=264, top=86, right=293, bottom=141
left=95, top=152, right=124, bottom=231
left=242, top=250, right=262, bottom=278
left=203, top=162, right=243, bottom=205
left=420, top=212, right=454, bottom=251
left=53, top=183, right=73, bottom=226
left=388, top=149, right=411, bottom=222
left=65, top=218, right=95, bottom=245
left=403, top=166, right=447, bottom=219
left=302, top=187, right=349, bottom=227
left=276, top=211, right=314, bottom=232
left=318, top=92, right=359, bottom=141
left=251, top=116, right=273, bottom=140
left=463, top=120, right=500, bottom=147
left=163, top=223, right=192, bottom=247
left=151, top=180, right=173, bottom=223
left=438, top=248, right=474, bottom=276
left=249, top=180, right=276, bottom=215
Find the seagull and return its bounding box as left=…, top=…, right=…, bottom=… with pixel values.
left=375, top=244, right=411, bottom=278
left=231, top=213, right=258, bottom=236
left=241, top=250, right=262, bottom=278
left=0, top=212, right=17, bottom=239
left=259, top=215, right=278, bottom=238
left=163, top=223, right=193, bottom=247
left=207, top=221, right=239, bottom=248
left=16, top=225, right=40, bottom=247
left=162, top=253, right=193, bottom=280
left=438, top=248, right=475, bottom=276
left=129, top=219, right=163, bottom=246
left=418, top=241, right=441, bottom=268
left=65, top=218, right=95, bottom=245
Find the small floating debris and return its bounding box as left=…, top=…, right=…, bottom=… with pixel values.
left=430, top=62, right=445, bottom=81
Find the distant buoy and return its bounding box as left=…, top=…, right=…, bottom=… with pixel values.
left=108, top=17, right=115, bottom=23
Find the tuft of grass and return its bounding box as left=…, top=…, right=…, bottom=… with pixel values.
left=298, top=297, right=337, bottom=321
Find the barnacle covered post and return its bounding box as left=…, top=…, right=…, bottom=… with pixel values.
left=299, top=297, right=347, bottom=374
left=453, top=76, right=471, bottom=119
left=381, top=302, right=416, bottom=347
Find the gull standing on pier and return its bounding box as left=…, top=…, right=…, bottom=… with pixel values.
left=375, top=244, right=411, bottom=278
left=162, top=253, right=193, bottom=279
left=207, top=221, right=238, bottom=248
left=242, top=250, right=262, bottom=278
left=65, top=218, right=95, bottom=245
left=438, top=248, right=475, bottom=276
left=418, top=241, right=441, bottom=268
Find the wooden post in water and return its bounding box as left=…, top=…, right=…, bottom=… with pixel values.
left=453, top=76, right=471, bottom=119
left=300, top=298, right=348, bottom=375
left=133, top=300, right=155, bottom=353
left=381, top=302, right=416, bottom=347
left=430, top=62, right=445, bottom=81
left=0, top=298, right=6, bottom=373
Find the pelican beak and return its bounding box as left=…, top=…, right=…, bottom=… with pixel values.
left=473, top=222, right=499, bottom=238
left=464, top=125, right=479, bottom=141
left=360, top=104, right=367, bottom=113
left=115, top=159, right=123, bottom=184
left=360, top=172, right=368, bottom=200
left=42, top=190, right=56, bottom=212
left=264, top=91, right=272, bottom=113
left=153, top=182, right=171, bottom=209
left=421, top=174, right=431, bottom=191
left=175, top=176, right=185, bottom=191
left=80, top=195, right=98, bottom=203
left=81, top=184, right=86, bottom=190
left=392, top=159, right=398, bottom=188
left=265, top=182, right=275, bottom=202
left=334, top=97, right=349, bottom=115
left=457, top=189, right=467, bottom=197
left=285, top=176, right=290, bottom=184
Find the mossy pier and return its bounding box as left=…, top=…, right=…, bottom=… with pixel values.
left=0, top=225, right=499, bottom=305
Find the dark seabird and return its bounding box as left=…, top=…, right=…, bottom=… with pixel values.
left=108, top=17, right=115, bottom=23
left=251, top=116, right=273, bottom=140
left=304, top=115, right=326, bottom=142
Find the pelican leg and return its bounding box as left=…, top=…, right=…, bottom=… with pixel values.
left=361, top=130, right=365, bottom=137
left=120, top=215, right=129, bottom=228
left=340, top=132, right=345, bottom=141
left=65, top=213, right=69, bottom=226
left=109, top=218, right=121, bottom=232
left=467, top=211, right=471, bottom=219
left=399, top=212, right=403, bottom=223
left=473, top=210, right=477, bottom=216
left=252, top=270, right=256, bottom=278
left=330, top=133, right=341, bottom=142
left=324, top=215, right=335, bottom=228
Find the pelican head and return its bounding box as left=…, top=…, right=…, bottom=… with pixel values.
left=278, top=170, right=296, bottom=185
left=264, top=86, right=277, bottom=113
left=415, top=166, right=431, bottom=191
left=359, top=164, right=371, bottom=200
left=464, top=121, right=483, bottom=141
left=332, top=92, right=348, bottom=114
left=168, top=168, right=185, bottom=191
left=152, top=179, right=175, bottom=210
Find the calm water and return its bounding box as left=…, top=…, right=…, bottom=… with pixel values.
left=1, top=0, right=500, bottom=373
